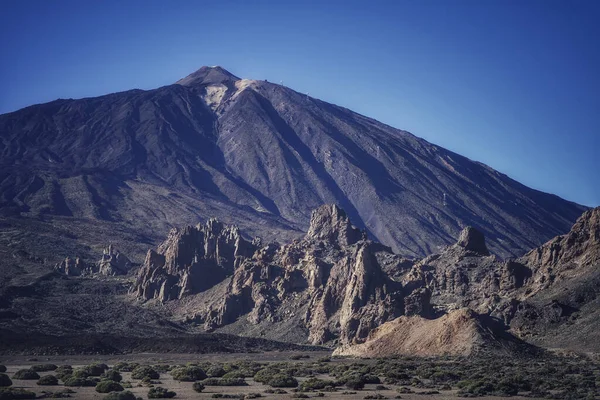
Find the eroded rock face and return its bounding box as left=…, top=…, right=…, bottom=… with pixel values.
left=54, top=256, right=85, bottom=276
left=177, top=205, right=407, bottom=344
left=131, top=205, right=600, bottom=353
left=131, top=219, right=256, bottom=302
left=54, top=245, right=131, bottom=276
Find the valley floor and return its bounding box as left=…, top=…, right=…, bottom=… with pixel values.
left=1, top=351, right=598, bottom=400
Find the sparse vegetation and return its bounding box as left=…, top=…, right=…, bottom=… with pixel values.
left=201, top=377, right=248, bottom=386
left=0, top=375, right=11, bottom=387
left=12, top=370, right=40, bottom=380
left=31, top=364, right=58, bottom=372
left=131, top=366, right=160, bottom=380
left=147, top=387, right=176, bottom=398
left=96, top=380, right=124, bottom=393
left=170, top=366, right=206, bottom=382
left=101, top=370, right=123, bottom=382
left=0, top=388, right=36, bottom=399
left=37, top=375, right=59, bottom=385
left=192, top=382, right=205, bottom=393
left=63, top=377, right=97, bottom=387
left=103, top=391, right=141, bottom=400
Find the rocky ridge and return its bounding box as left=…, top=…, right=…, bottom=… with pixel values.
left=131, top=204, right=600, bottom=355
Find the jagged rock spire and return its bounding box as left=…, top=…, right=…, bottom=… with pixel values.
left=457, top=226, right=490, bottom=255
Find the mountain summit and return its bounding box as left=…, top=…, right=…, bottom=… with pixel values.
left=175, top=65, right=240, bottom=86
left=0, top=66, right=587, bottom=263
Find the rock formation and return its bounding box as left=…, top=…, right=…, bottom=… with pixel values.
left=333, top=308, right=503, bottom=357
left=54, top=256, right=86, bottom=276
left=54, top=245, right=131, bottom=276
left=130, top=204, right=600, bottom=355
left=131, top=219, right=257, bottom=302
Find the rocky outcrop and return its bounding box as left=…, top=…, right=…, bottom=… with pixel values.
left=179, top=205, right=406, bottom=345
left=96, top=245, right=131, bottom=275
left=131, top=204, right=600, bottom=354
left=54, top=256, right=86, bottom=276
left=54, top=245, right=131, bottom=276
left=516, top=208, right=600, bottom=293
left=131, top=219, right=257, bottom=302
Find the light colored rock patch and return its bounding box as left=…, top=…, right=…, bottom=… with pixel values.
left=202, top=84, right=228, bottom=111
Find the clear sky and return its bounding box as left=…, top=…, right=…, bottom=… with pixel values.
left=1, top=0, right=598, bottom=206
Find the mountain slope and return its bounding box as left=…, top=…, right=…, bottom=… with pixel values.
left=0, top=66, right=587, bottom=260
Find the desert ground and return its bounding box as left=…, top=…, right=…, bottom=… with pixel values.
left=2, top=350, right=598, bottom=400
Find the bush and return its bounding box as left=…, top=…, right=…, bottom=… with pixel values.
left=147, top=387, right=176, bottom=398
left=364, top=395, right=386, bottom=400
left=113, top=362, right=139, bottom=372
left=192, top=382, right=205, bottom=393
left=63, top=377, right=97, bottom=387
left=83, top=363, right=109, bottom=376
left=0, top=388, right=36, bottom=399
left=102, top=370, right=123, bottom=382
left=253, top=368, right=279, bottom=384
left=131, top=366, right=160, bottom=380
left=54, top=366, right=73, bottom=380
left=207, top=366, right=227, bottom=378
left=37, top=375, right=59, bottom=385
left=0, top=375, right=11, bottom=387
left=96, top=380, right=124, bottom=393
left=201, top=377, right=248, bottom=386
left=298, top=378, right=336, bottom=392
left=12, top=370, right=39, bottom=380
left=222, top=371, right=246, bottom=379
left=170, top=366, right=206, bottom=382
left=267, top=374, right=298, bottom=388
left=0, top=367, right=6, bottom=373
left=31, top=364, right=58, bottom=372
left=345, top=378, right=365, bottom=390
left=103, top=391, right=141, bottom=400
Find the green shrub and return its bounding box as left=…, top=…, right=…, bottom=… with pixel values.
left=253, top=368, right=280, bottom=384
left=131, top=366, right=160, bottom=380
left=170, top=366, right=206, bottom=382
left=207, top=366, right=227, bottom=378
left=364, top=395, right=386, bottom=400
left=291, top=394, right=309, bottom=399
left=54, top=366, right=73, bottom=380
left=83, top=363, right=109, bottom=376
left=101, top=370, right=123, bottom=382
left=0, top=388, right=36, bottom=399
left=103, top=391, right=141, bottom=400
left=12, top=370, right=39, bottom=380
left=222, top=371, right=246, bottom=379
left=70, top=369, right=90, bottom=379
left=63, top=377, right=97, bottom=387
left=298, top=378, right=336, bottom=392
left=0, top=375, right=11, bottom=387
left=192, top=382, right=205, bottom=393
left=147, top=387, right=176, bottom=398
left=96, top=380, right=124, bottom=393
left=37, top=375, right=59, bottom=385
left=0, top=367, right=6, bottom=374
left=201, top=377, right=248, bottom=386
left=41, top=388, right=76, bottom=398
left=113, top=362, right=139, bottom=372
left=344, top=378, right=365, bottom=390
left=267, top=374, right=298, bottom=388
left=31, top=364, right=58, bottom=372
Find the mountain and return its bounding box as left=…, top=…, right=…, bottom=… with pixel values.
left=0, top=65, right=587, bottom=268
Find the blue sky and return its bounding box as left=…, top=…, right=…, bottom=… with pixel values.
left=1, top=0, right=598, bottom=206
